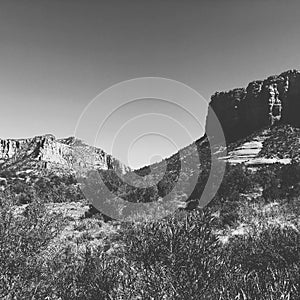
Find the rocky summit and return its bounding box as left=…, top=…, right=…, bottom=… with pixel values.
left=0, top=134, right=130, bottom=175
left=206, top=69, right=300, bottom=143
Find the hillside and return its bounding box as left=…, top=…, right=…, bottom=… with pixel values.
left=0, top=134, right=130, bottom=206
left=0, top=70, right=300, bottom=299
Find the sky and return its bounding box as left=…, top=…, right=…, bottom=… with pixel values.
left=1, top=0, right=300, bottom=168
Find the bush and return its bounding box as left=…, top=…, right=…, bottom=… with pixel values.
left=219, top=225, right=300, bottom=299
left=218, top=164, right=252, bottom=199
left=1, top=193, right=300, bottom=299
left=119, top=209, right=224, bottom=299
left=219, top=194, right=241, bottom=226
left=256, top=161, right=300, bottom=201
left=0, top=197, right=65, bottom=299
left=45, top=247, right=131, bottom=300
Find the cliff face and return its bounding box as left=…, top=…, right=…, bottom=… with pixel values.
left=206, top=69, right=300, bottom=143
left=0, top=134, right=130, bottom=174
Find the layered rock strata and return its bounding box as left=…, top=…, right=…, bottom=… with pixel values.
left=0, top=134, right=130, bottom=174
left=206, top=69, right=300, bottom=143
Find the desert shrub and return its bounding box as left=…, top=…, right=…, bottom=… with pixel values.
left=119, top=209, right=224, bottom=299
left=217, top=164, right=253, bottom=199
left=280, top=161, right=300, bottom=198
left=11, top=181, right=30, bottom=194
left=44, top=247, right=132, bottom=300
left=218, top=193, right=241, bottom=226
left=1, top=189, right=300, bottom=299
left=259, top=125, right=300, bottom=161
left=229, top=226, right=300, bottom=272
left=206, top=164, right=252, bottom=226
left=0, top=170, right=15, bottom=178
left=35, top=176, right=83, bottom=203
left=219, top=225, right=300, bottom=299
left=256, top=161, right=300, bottom=201
left=0, top=192, right=136, bottom=299
left=0, top=196, right=65, bottom=299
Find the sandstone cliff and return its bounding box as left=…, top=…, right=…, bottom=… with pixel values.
left=206, top=69, right=300, bottom=143
left=0, top=134, right=130, bottom=174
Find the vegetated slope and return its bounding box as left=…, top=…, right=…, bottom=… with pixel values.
left=92, top=124, right=299, bottom=214
left=259, top=124, right=300, bottom=161
left=93, top=69, right=300, bottom=215
left=1, top=70, right=300, bottom=299
left=0, top=134, right=130, bottom=205
left=1, top=71, right=300, bottom=219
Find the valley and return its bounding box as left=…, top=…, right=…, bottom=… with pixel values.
left=1, top=70, right=300, bottom=299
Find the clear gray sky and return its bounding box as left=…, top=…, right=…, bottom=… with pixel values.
left=1, top=0, right=300, bottom=168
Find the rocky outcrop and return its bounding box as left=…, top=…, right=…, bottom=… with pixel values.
left=0, top=138, right=31, bottom=159
left=0, top=134, right=130, bottom=174
left=206, top=69, right=300, bottom=143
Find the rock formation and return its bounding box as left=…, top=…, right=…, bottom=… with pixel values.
left=0, top=134, right=130, bottom=174
left=206, top=69, right=300, bottom=143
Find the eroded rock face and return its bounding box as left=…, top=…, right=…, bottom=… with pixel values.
left=206, top=69, right=300, bottom=143
left=207, top=88, right=246, bottom=142
left=0, top=134, right=130, bottom=174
